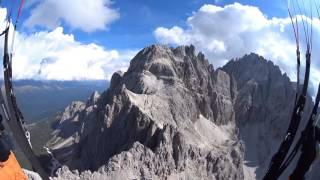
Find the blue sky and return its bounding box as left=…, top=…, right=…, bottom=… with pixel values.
left=0, top=0, right=320, bottom=95
left=89, top=0, right=288, bottom=49
left=3, top=0, right=289, bottom=50
left=90, top=0, right=288, bottom=49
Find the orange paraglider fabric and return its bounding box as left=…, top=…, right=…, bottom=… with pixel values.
left=0, top=151, right=27, bottom=180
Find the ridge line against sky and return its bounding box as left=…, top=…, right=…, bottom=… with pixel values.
left=0, top=0, right=319, bottom=96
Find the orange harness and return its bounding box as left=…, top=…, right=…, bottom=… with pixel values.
left=0, top=152, right=27, bottom=180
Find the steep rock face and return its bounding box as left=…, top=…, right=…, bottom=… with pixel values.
left=223, top=53, right=314, bottom=179
left=47, top=92, right=100, bottom=167
left=49, top=46, right=316, bottom=180
left=49, top=45, right=242, bottom=179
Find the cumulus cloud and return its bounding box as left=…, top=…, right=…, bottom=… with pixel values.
left=154, top=3, right=320, bottom=96
left=25, top=0, right=120, bottom=32
left=11, top=27, right=136, bottom=80
left=0, top=8, right=134, bottom=80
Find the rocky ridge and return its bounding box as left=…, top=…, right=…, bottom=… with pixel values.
left=48, top=45, right=317, bottom=179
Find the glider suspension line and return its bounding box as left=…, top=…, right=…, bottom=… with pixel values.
left=264, top=0, right=320, bottom=179
left=0, top=1, right=49, bottom=179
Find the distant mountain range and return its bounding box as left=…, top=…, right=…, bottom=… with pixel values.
left=11, top=80, right=108, bottom=123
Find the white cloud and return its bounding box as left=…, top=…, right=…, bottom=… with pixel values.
left=25, top=0, right=120, bottom=32
left=11, top=27, right=136, bottom=80
left=154, top=3, right=320, bottom=96
left=0, top=8, right=135, bottom=80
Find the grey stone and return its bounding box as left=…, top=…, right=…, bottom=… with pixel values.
left=48, top=46, right=316, bottom=180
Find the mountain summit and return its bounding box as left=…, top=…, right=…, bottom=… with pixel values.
left=48, top=45, right=317, bottom=180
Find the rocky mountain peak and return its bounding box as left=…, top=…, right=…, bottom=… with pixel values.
left=114, top=45, right=214, bottom=102
left=108, top=44, right=234, bottom=125
left=48, top=45, right=317, bottom=180
left=126, top=44, right=210, bottom=80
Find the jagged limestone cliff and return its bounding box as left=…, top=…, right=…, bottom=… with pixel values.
left=48, top=45, right=317, bottom=180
